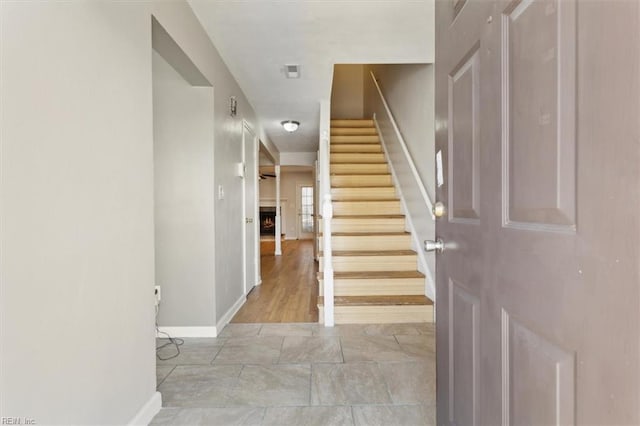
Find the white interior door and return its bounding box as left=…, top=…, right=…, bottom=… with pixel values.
left=296, top=183, right=314, bottom=240
left=242, top=122, right=258, bottom=294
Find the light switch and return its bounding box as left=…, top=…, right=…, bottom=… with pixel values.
left=218, top=185, right=225, bottom=200
left=235, top=162, right=245, bottom=178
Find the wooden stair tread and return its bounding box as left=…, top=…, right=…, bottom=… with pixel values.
left=325, top=232, right=410, bottom=236
left=331, top=186, right=394, bottom=189
left=331, top=142, right=380, bottom=145
left=321, top=250, right=416, bottom=256
left=331, top=159, right=385, bottom=162
left=318, top=295, right=432, bottom=306
left=317, top=271, right=424, bottom=279
left=331, top=173, right=390, bottom=176
left=333, top=198, right=399, bottom=202
left=329, top=151, right=382, bottom=154
left=332, top=215, right=405, bottom=219
left=331, top=120, right=374, bottom=127
left=331, top=128, right=377, bottom=133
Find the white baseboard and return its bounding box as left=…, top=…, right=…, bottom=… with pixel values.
left=156, top=326, right=217, bottom=338
left=155, top=295, right=247, bottom=339
left=215, top=294, right=246, bottom=334
left=128, top=391, right=161, bottom=426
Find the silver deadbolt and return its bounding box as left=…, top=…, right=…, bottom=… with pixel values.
left=424, top=238, right=445, bottom=253
left=246, top=218, right=253, bottom=224
left=432, top=202, right=446, bottom=218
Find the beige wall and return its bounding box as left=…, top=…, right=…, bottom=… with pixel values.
left=152, top=50, right=216, bottom=327
left=1, top=4, right=157, bottom=424
left=364, top=64, right=435, bottom=200
left=363, top=63, right=437, bottom=298
left=151, top=2, right=267, bottom=332
left=331, top=64, right=365, bottom=119
left=0, top=2, right=272, bottom=424
left=259, top=170, right=314, bottom=238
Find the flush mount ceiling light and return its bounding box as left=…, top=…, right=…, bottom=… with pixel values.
left=281, top=120, right=300, bottom=132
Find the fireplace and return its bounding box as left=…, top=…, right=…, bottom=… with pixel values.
left=259, top=207, right=277, bottom=236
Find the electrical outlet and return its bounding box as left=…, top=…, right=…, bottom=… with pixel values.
left=154, top=285, right=161, bottom=306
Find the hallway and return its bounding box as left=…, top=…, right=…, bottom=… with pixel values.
left=232, top=240, right=319, bottom=323
left=152, top=239, right=436, bottom=425
left=153, top=322, right=436, bottom=425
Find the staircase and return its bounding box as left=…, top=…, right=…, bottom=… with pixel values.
left=318, top=119, right=434, bottom=324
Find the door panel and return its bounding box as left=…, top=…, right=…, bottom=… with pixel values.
left=503, top=0, right=576, bottom=229
left=503, top=311, right=575, bottom=425
left=242, top=123, right=258, bottom=294
left=435, top=0, right=640, bottom=424
left=449, top=280, right=479, bottom=426
left=449, top=45, right=481, bottom=223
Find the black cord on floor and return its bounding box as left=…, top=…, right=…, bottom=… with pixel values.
left=155, top=304, right=184, bottom=361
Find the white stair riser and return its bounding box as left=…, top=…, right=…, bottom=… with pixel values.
left=331, top=175, right=392, bottom=187
left=331, top=187, right=396, bottom=201
left=319, top=305, right=433, bottom=324
left=319, top=235, right=411, bottom=251
left=331, top=153, right=386, bottom=163
left=331, top=120, right=374, bottom=128
left=330, top=128, right=377, bottom=136
left=319, top=278, right=424, bottom=296
left=330, top=144, right=382, bottom=153
left=320, top=256, right=417, bottom=272
left=331, top=164, right=389, bottom=174
left=319, top=218, right=406, bottom=233
left=331, top=135, right=380, bottom=144
left=333, top=201, right=401, bottom=216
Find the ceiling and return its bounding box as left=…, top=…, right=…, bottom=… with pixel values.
left=189, top=0, right=434, bottom=154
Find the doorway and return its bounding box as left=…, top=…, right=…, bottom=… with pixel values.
left=232, top=167, right=319, bottom=323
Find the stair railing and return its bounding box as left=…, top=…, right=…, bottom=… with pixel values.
left=319, top=117, right=334, bottom=327
left=369, top=70, right=436, bottom=301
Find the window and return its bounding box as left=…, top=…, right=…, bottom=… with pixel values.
left=301, top=186, right=314, bottom=233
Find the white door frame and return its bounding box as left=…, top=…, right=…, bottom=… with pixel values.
left=242, top=120, right=259, bottom=294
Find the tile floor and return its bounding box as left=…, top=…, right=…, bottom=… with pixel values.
left=152, top=322, right=436, bottom=426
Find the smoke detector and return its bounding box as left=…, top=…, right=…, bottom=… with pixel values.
left=284, top=64, right=300, bottom=79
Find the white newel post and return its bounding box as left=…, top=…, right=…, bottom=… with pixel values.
left=319, top=128, right=334, bottom=327
left=322, top=193, right=334, bottom=326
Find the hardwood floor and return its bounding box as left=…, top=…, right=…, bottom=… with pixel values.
left=231, top=239, right=319, bottom=323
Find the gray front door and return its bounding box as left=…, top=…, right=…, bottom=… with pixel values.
left=435, top=0, right=640, bottom=424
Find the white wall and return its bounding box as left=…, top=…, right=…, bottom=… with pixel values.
left=279, top=151, right=317, bottom=166
left=153, top=50, right=215, bottom=327
left=363, top=64, right=436, bottom=299
left=260, top=171, right=314, bottom=239
left=331, top=64, right=365, bottom=119
left=151, top=2, right=269, bottom=330
left=0, top=4, right=156, bottom=424
left=364, top=64, right=435, bottom=200
left=0, top=2, right=272, bottom=424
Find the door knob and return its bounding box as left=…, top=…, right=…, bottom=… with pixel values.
left=424, top=238, right=445, bottom=253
